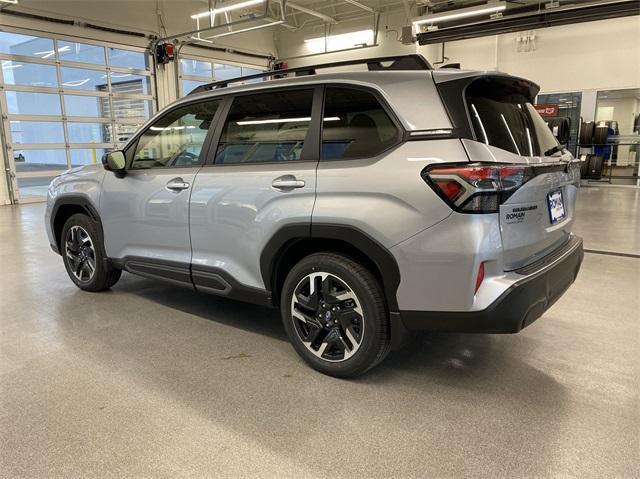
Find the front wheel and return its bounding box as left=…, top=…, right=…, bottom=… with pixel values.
left=281, top=253, right=390, bottom=378
left=61, top=213, right=121, bottom=292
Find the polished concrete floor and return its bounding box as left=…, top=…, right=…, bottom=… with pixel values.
left=1, top=186, right=638, bottom=478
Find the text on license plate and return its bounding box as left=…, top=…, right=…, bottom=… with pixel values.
left=547, top=189, right=565, bottom=224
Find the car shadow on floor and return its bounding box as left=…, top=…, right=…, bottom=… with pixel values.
left=115, top=273, right=287, bottom=341
left=56, top=273, right=571, bottom=477
left=116, top=273, right=562, bottom=397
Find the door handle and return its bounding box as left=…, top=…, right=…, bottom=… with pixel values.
left=272, top=175, right=305, bottom=190
left=166, top=178, right=190, bottom=191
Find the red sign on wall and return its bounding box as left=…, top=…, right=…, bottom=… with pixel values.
left=534, top=104, right=559, bottom=117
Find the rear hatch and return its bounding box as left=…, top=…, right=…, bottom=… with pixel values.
left=434, top=73, right=581, bottom=270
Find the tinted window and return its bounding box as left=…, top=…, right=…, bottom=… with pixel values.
left=215, top=89, right=313, bottom=164
left=322, top=87, right=399, bottom=160
left=466, top=79, right=560, bottom=157
left=131, top=100, right=220, bottom=169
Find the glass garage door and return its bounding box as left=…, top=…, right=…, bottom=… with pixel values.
left=179, top=56, right=264, bottom=96
left=0, top=30, right=154, bottom=202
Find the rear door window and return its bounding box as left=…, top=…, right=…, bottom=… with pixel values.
left=466, top=79, right=560, bottom=157
left=322, top=87, right=400, bottom=160
left=215, top=89, right=314, bottom=164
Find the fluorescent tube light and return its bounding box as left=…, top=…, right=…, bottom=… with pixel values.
left=236, top=117, right=340, bottom=126
left=412, top=2, right=506, bottom=26
left=304, top=29, right=374, bottom=53
left=150, top=125, right=197, bottom=131
left=211, top=19, right=284, bottom=38
left=304, top=30, right=373, bottom=44
left=191, top=0, right=265, bottom=19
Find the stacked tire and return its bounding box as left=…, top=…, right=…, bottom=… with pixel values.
left=579, top=121, right=595, bottom=146
left=579, top=154, right=604, bottom=180
left=546, top=117, right=571, bottom=145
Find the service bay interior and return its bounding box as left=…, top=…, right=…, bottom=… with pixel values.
left=0, top=1, right=639, bottom=478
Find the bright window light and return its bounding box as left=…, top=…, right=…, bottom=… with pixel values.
left=412, top=2, right=506, bottom=26
left=191, top=0, right=265, bottom=19
left=304, top=29, right=374, bottom=53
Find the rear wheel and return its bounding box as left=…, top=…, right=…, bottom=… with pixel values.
left=281, top=253, right=390, bottom=378
left=61, top=213, right=121, bottom=292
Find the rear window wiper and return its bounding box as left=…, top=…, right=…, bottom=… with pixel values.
left=543, top=145, right=563, bottom=157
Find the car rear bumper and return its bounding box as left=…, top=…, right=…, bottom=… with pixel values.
left=398, top=234, right=583, bottom=333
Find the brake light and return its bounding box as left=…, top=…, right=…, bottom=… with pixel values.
left=433, top=179, right=463, bottom=202
left=475, top=262, right=485, bottom=293
left=423, top=163, right=534, bottom=213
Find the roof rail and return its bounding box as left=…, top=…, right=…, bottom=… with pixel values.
left=188, top=54, right=432, bottom=95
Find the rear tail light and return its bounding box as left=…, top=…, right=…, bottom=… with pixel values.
left=475, top=262, right=485, bottom=294
left=423, top=163, right=534, bottom=213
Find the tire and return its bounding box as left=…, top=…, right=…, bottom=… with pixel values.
left=593, top=125, right=609, bottom=145
left=280, top=252, right=390, bottom=378
left=580, top=155, right=590, bottom=179
left=61, top=213, right=121, bottom=292
left=579, top=121, right=595, bottom=146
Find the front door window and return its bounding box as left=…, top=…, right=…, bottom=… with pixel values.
left=130, top=101, right=220, bottom=169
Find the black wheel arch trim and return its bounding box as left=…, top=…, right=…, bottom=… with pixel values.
left=260, top=223, right=402, bottom=312
left=50, top=195, right=103, bottom=255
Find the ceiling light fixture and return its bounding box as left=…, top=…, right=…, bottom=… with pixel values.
left=210, top=19, right=284, bottom=38
left=412, top=1, right=506, bottom=26
left=190, top=0, right=265, bottom=20
left=304, top=29, right=374, bottom=44
left=304, top=29, right=374, bottom=52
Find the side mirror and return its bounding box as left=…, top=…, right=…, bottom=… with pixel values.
left=102, top=151, right=126, bottom=177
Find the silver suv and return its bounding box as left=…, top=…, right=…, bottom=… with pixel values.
left=46, top=55, right=583, bottom=378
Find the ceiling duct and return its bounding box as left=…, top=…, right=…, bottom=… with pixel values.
left=416, top=0, right=640, bottom=44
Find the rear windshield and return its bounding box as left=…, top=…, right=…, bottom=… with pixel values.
left=466, top=78, right=560, bottom=157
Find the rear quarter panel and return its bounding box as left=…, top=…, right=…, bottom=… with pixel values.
left=313, top=139, right=470, bottom=248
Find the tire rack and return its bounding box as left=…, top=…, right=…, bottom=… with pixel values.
left=577, top=141, right=640, bottom=185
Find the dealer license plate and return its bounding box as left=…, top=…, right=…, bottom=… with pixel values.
left=547, top=189, right=565, bottom=224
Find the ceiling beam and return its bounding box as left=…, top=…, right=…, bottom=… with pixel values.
left=287, top=1, right=338, bottom=23
left=342, top=0, right=375, bottom=13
